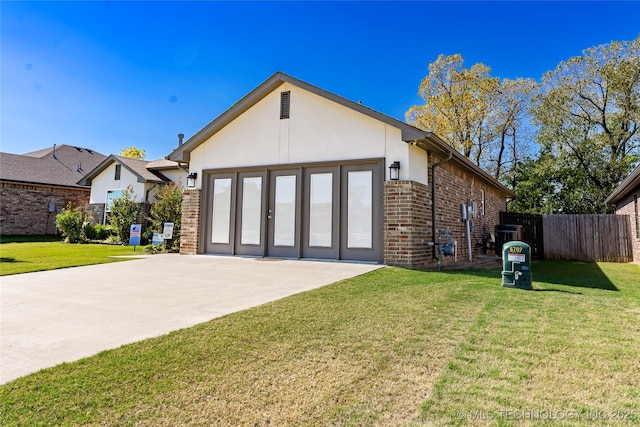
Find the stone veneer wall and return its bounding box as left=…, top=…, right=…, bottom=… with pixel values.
left=614, top=191, right=640, bottom=264
left=86, top=203, right=105, bottom=226
left=383, top=154, right=507, bottom=270
left=0, top=182, right=90, bottom=235
left=180, top=189, right=201, bottom=254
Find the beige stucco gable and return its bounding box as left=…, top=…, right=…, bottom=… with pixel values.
left=188, top=82, right=427, bottom=186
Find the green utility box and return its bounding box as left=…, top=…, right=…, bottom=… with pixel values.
left=501, top=241, right=532, bottom=290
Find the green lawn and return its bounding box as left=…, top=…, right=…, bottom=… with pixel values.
left=1, top=261, right=639, bottom=426
left=0, top=236, right=141, bottom=276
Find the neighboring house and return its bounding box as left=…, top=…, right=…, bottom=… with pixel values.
left=606, top=164, right=640, bottom=264
left=168, top=72, right=515, bottom=269
left=78, top=155, right=188, bottom=226
left=0, top=145, right=106, bottom=235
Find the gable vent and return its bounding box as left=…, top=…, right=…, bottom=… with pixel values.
left=280, top=91, right=290, bottom=119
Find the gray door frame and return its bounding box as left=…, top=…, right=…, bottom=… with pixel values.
left=201, top=158, right=383, bottom=262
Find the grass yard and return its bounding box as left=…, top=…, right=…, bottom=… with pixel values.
left=1, top=261, right=639, bottom=426
left=0, top=236, right=140, bottom=276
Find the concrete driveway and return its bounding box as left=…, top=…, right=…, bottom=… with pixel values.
left=1, top=254, right=382, bottom=384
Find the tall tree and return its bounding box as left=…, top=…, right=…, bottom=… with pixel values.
left=530, top=35, right=640, bottom=213
left=120, top=147, right=146, bottom=160
left=490, top=77, right=538, bottom=183
left=406, top=54, right=536, bottom=183
left=406, top=54, right=500, bottom=160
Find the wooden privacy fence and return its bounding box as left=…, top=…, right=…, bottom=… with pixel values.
left=542, top=215, right=633, bottom=262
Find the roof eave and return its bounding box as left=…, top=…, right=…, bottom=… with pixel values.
left=412, top=133, right=516, bottom=198
left=167, top=72, right=431, bottom=163
left=605, top=164, right=640, bottom=204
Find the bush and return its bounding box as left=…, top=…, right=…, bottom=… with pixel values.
left=56, top=203, right=86, bottom=243
left=94, top=224, right=113, bottom=241
left=108, top=186, right=140, bottom=245
left=146, top=182, right=183, bottom=252
left=82, top=222, right=96, bottom=241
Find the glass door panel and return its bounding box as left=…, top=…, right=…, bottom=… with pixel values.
left=268, top=170, right=300, bottom=258
left=211, top=178, right=232, bottom=244
left=274, top=175, right=296, bottom=247
left=309, top=173, right=333, bottom=247
left=235, top=172, right=266, bottom=256
left=347, top=170, right=373, bottom=249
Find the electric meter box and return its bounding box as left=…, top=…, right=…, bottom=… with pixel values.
left=501, top=241, right=532, bottom=290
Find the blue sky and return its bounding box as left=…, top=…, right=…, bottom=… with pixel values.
left=2, top=1, right=639, bottom=160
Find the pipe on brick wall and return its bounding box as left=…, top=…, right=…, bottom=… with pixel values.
left=432, top=150, right=453, bottom=260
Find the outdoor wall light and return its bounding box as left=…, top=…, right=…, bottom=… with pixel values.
left=389, top=161, right=401, bottom=180
left=187, top=172, right=198, bottom=188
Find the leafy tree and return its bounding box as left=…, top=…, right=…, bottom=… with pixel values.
left=490, top=78, right=538, bottom=183
left=108, top=185, right=140, bottom=244
left=530, top=35, right=640, bottom=213
left=56, top=203, right=87, bottom=243
left=120, top=147, right=146, bottom=160
left=406, top=54, right=537, bottom=183
left=146, top=182, right=183, bottom=251
left=407, top=54, right=500, bottom=160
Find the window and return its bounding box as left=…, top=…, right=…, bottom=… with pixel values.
left=274, top=175, right=296, bottom=247
left=481, top=189, right=486, bottom=217
left=114, top=164, right=121, bottom=181
left=309, top=173, right=333, bottom=247
left=240, top=177, right=262, bottom=245
left=211, top=178, right=232, bottom=244
left=105, top=189, right=124, bottom=213
left=280, top=91, right=290, bottom=119
left=347, top=171, right=372, bottom=249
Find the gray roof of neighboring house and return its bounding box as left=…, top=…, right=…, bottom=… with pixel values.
left=167, top=71, right=515, bottom=198
left=605, top=163, right=640, bottom=205
left=0, top=145, right=107, bottom=188
left=146, top=158, right=183, bottom=170
left=78, top=155, right=179, bottom=186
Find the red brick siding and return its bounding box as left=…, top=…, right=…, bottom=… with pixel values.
left=383, top=154, right=507, bottom=269
left=180, top=189, right=201, bottom=254
left=614, top=190, right=640, bottom=264
left=0, top=182, right=89, bottom=235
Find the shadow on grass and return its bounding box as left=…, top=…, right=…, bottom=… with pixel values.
left=532, top=260, right=618, bottom=291
left=442, top=260, right=619, bottom=292
left=0, top=235, right=62, bottom=244
left=0, top=257, right=25, bottom=263
left=534, top=288, right=582, bottom=295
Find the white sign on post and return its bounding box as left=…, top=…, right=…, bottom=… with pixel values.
left=163, top=222, right=174, bottom=239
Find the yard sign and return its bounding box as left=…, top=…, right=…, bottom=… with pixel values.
left=129, top=224, right=142, bottom=247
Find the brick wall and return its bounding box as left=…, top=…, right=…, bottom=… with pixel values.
left=86, top=203, right=105, bottom=225
left=0, top=182, right=90, bottom=235
left=180, top=189, right=201, bottom=254
left=615, top=190, right=640, bottom=264
left=384, top=180, right=431, bottom=269
left=383, top=154, right=507, bottom=270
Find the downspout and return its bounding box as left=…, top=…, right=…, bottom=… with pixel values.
left=432, top=150, right=452, bottom=260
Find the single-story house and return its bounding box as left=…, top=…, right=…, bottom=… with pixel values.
left=606, top=163, right=640, bottom=264
left=168, top=72, right=515, bottom=269
left=0, top=145, right=106, bottom=235
left=78, top=154, right=189, bottom=226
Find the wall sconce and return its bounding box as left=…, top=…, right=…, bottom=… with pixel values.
left=187, top=172, right=198, bottom=188
left=389, top=161, right=400, bottom=181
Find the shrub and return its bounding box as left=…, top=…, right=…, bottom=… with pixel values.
left=94, top=224, right=113, bottom=241
left=146, top=182, right=183, bottom=252
left=56, top=203, right=86, bottom=243
left=108, top=186, right=140, bottom=245
left=82, top=222, right=96, bottom=241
